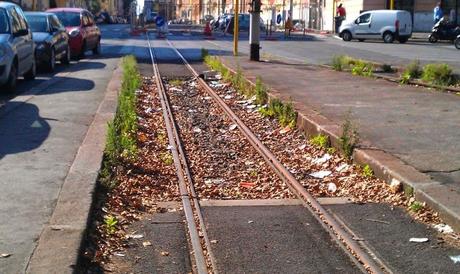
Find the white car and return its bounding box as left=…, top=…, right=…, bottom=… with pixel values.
left=339, top=10, right=412, bottom=43
left=0, top=1, right=36, bottom=91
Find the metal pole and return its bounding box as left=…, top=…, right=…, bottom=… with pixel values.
left=249, top=0, right=261, bottom=61
left=233, top=0, right=239, bottom=56
left=390, top=0, right=394, bottom=10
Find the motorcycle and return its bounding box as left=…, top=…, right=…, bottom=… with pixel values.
left=428, top=18, right=460, bottom=43
left=455, top=35, right=460, bottom=49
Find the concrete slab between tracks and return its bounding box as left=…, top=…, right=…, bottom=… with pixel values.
left=25, top=61, right=122, bottom=274
left=202, top=205, right=362, bottom=273
left=217, top=55, right=460, bottom=232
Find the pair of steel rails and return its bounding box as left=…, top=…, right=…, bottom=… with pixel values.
left=146, top=32, right=387, bottom=274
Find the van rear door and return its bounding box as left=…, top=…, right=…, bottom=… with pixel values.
left=397, top=11, right=412, bottom=36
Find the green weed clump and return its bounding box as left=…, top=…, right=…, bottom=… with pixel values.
left=331, top=55, right=352, bottom=71
left=421, top=63, right=455, bottom=86
left=409, top=201, right=424, bottom=212
left=340, top=112, right=359, bottom=159
left=104, top=215, right=118, bottom=234
left=351, top=60, right=373, bottom=77
left=255, top=76, right=268, bottom=105
left=201, top=48, right=209, bottom=60
left=102, top=55, right=140, bottom=188
left=259, top=99, right=297, bottom=128
left=400, top=60, right=421, bottom=84
left=362, top=164, right=373, bottom=178
left=309, top=134, right=329, bottom=149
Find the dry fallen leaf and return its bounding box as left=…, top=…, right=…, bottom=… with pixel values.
left=143, top=241, right=152, bottom=247
left=210, top=240, right=218, bottom=244
left=160, top=251, right=169, bottom=256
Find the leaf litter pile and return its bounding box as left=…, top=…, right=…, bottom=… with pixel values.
left=204, top=73, right=460, bottom=243
left=165, top=78, right=293, bottom=200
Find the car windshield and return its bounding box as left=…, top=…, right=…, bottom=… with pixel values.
left=54, top=12, right=80, bottom=27
left=0, top=8, right=9, bottom=33
left=26, top=15, right=48, bottom=32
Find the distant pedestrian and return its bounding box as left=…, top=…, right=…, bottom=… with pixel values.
left=335, top=3, right=346, bottom=33
left=434, top=2, right=443, bottom=23
left=336, top=3, right=346, bottom=19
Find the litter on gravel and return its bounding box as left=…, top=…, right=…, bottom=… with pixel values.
left=409, top=238, right=429, bottom=243
left=309, top=170, right=332, bottom=179
left=434, top=224, right=454, bottom=234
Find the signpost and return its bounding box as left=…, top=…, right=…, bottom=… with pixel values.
left=249, top=0, right=261, bottom=61
left=233, top=0, right=239, bottom=56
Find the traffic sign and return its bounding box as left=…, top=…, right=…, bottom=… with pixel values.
left=156, top=16, right=165, bottom=27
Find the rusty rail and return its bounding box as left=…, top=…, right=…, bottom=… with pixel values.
left=166, top=39, right=387, bottom=274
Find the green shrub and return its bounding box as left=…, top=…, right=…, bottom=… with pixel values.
left=255, top=76, right=268, bottom=105
left=340, top=112, right=359, bottom=159
left=201, top=48, right=209, bottom=59
left=351, top=60, right=373, bottom=77
left=310, top=134, right=329, bottom=149
left=409, top=201, right=424, bottom=212
left=421, top=63, right=455, bottom=86
left=331, top=55, right=353, bottom=71
left=103, top=55, right=140, bottom=170
left=362, top=164, right=373, bottom=178
left=400, top=60, right=421, bottom=84
left=259, top=99, right=297, bottom=128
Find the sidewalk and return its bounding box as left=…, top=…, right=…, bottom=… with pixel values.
left=220, top=55, right=460, bottom=231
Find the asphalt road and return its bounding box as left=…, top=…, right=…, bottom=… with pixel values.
left=0, top=24, right=150, bottom=274
left=194, top=30, right=460, bottom=73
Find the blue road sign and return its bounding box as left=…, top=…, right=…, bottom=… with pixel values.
left=276, top=14, right=281, bottom=24
left=156, top=16, right=165, bottom=27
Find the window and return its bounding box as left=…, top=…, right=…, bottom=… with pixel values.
left=357, top=13, right=371, bottom=24
left=26, top=15, right=48, bottom=32
left=82, top=14, right=89, bottom=26
left=8, top=7, right=21, bottom=33
left=50, top=15, right=63, bottom=30
left=15, top=7, right=28, bottom=31
left=0, top=8, right=9, bottom=33
left=54, top=12, right=81, bottom=27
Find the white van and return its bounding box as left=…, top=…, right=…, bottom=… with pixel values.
left=339, top=10, right=412, bottom=43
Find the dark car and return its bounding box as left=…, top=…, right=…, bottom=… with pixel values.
left=46, top=8, right=101, bottom=58
left=25, top=12, right=70, bottom=71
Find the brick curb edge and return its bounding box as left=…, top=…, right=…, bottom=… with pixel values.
left=218, top=57, right=460, bottom=232
left=26, top=61, right=122, bottom=273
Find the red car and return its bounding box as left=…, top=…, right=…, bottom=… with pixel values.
left=46, top=8, right=101, bottom=58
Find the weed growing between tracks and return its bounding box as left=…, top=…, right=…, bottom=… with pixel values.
left=83, top=61, right=180, bottom=270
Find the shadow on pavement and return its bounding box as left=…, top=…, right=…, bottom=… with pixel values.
left=0, top=102, right=51, bottom=160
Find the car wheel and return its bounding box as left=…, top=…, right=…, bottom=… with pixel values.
left=455, top=38, right=460, bottom=49
left=399, top=37, right=408, bottom=43
left=383, top=32, right=394, bottom=43
left=3, top=61, right=18, bottom=92
left=92, top=38, right=101, bottom=55
left=428, top=34, right=438, bottom=43
left=47, top=48, right=56, bottom=72
left=342, top=31, right=352, bottom=41
left=358, top=39, right=365, bottom=42
left=24, top=60, right=36, bottom=81
left=61, top=45, right=71, bottom=65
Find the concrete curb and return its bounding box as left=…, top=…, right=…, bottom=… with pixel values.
left=217, top=57, right=460, bottom=232
left=26, top=61, right=122, bottom=274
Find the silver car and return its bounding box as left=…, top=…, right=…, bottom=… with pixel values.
left=0, top=1, right=36, bottom=91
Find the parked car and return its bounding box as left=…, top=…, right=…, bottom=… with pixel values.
left=46, top=8, right=101, bottom=58
left=25, top=12, right=70, bottom=72
left=0, top=1, right=36, bottom=90
left=224, top=14, right=266, bottom=33
left=339, top=10, right=412, bottom=43
left=455, top=34, right=460, bottom=49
